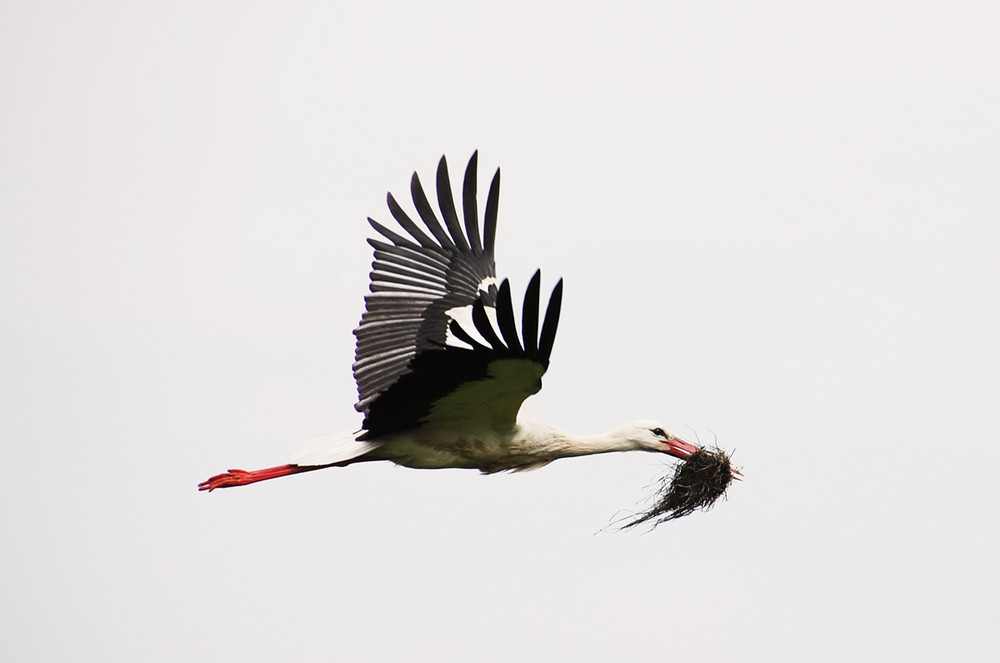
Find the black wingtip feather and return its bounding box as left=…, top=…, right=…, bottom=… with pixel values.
left=436, top=156, right=470, bottom=252
left=410, top=172, right=455, bottom=249
left=448, top=320, right=480, bottom=349
left=387, top=193, right=437, bottom=248
left=472, top=300, right=506, bottom=352
left=495, top=279, right=524, bottom=354
left=522, top=270, right=541, bottom=357
left=462, top=152, right=482, bottom=253
left=368, top=218, right=420, bottom=250
left=483, top=169, right=500, bottom=255
left=537, top=278, right=564, bottom=366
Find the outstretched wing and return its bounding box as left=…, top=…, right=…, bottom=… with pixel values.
left=361, top=272, right=564, bottom=439
left=354, top=153, right=499, bottom=415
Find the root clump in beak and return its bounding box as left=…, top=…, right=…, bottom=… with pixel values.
left=622, top=447, right=737, bottom=529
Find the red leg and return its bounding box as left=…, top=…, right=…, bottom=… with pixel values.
left=198, top=464, right=320, bottom=491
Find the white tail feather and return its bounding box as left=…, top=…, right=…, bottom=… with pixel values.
left=290, top=430, right=377, bottom=466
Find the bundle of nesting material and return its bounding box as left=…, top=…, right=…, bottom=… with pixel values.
left=621, top=447, right=738, bottom=529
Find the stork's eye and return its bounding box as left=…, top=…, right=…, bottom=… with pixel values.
left=651, top=428, right=666, bottom=437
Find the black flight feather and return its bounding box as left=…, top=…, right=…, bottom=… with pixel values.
left=387, top=193, right=437, bottom=248
left=462, top=152, right=482, bottom=252
left=521, top=270, right=541, bottom=357
left=436, top=157, right=470, bottom=251
left=538, top=278, right=563, bottom=366
left=368, top=218, right=420, bottom=250
left=495, top=280, right=523, bottom=354
left=483, top=170, right=500, bottom=255
left=410, top=173, right=455, bottom=250
left=471, top=299, right=506, bottom=352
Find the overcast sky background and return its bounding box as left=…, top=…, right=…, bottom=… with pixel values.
left=3, top=2, right=998, bottom=661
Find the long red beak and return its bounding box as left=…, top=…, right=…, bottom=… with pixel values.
left=664, top=436, right=700, bottom=460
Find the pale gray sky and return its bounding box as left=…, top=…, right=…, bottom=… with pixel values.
left=3, top=2, right=998, bottom=661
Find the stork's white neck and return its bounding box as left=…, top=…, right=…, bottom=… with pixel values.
left=513, top=410, right=643, bottom=458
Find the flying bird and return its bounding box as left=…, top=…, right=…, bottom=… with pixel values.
left=200, top=153, right=735, bottom=502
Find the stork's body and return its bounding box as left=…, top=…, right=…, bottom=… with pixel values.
left=199, top=153, right=708, bottom=493
left=342, top=410, right=697, bottom=473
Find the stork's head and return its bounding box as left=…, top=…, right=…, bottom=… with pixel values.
left=626, top=420, right=701, bottom=460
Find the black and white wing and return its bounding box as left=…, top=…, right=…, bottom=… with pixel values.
left=361, top=271, right=563, bottom=438
left=354, top=153, right=563, bottom=438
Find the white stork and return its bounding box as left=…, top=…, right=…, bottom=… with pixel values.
left=199, top=153, right=712, bottom=492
